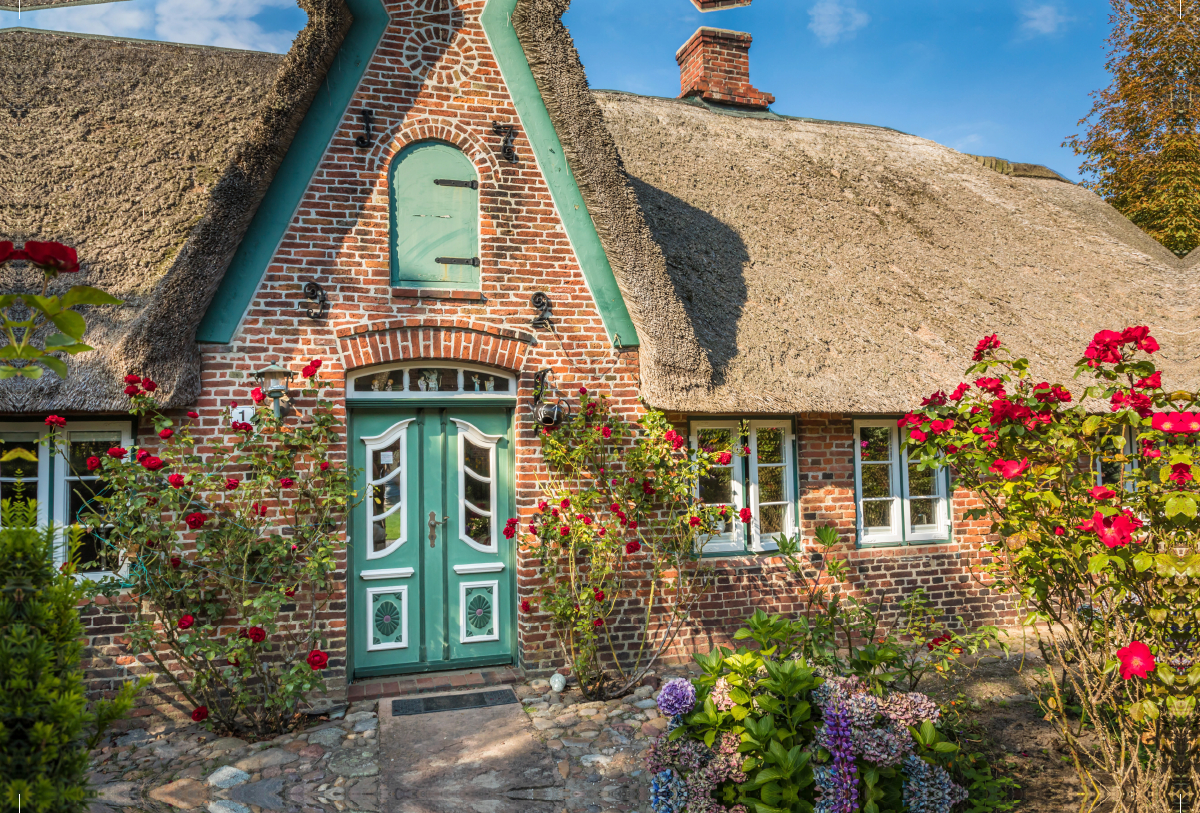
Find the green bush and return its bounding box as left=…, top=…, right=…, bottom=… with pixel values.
left=0, top=489, right=142, bottom=813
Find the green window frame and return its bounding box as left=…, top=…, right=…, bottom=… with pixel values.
left=389, top=141, right=481, bottom=290
left=853, top=418, right=951, bottom=548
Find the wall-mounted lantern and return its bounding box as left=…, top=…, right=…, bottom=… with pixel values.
left=254, top=363, right=296, bottom=419
left=532, top=369, right=570, bottom=429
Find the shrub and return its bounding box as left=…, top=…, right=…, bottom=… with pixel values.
left=0, top=488, right=142, bottom=813
left=80, top=365, right=355, bottom=739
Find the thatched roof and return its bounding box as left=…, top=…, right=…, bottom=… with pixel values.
left=514, top=0, right=1195, bottom=413
left=0, top=3, right=350, bottom=413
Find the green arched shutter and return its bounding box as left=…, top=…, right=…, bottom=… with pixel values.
left=390, top=142, right=480, bottom=289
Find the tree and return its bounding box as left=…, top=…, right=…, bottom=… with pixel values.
left=1066, top=1, right=1200, bottom=256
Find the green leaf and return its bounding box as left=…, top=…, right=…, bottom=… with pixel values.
left=17, top=365, right=43, bottom=379
left=39, top=355, right=68, bottom=378
left=49, top=310, right=86, bottom=340
left=61, top=285, right=123, bottom=309
left=1133, top=551, right=1155, bottom=572
left=730, top=687, right=751, bottom=705
left=1165, top=495, right=1197, bottom=519
left=933, top=741, right=959, bottom=752
left=730, top=705, right=750, bottom=721
left=1087, top=553, right=1109, bottom=574
left=1082, top=416, right=1102, bottom=435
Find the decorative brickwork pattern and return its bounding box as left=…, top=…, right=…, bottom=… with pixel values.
left=675, top=27, right=775, bottom=109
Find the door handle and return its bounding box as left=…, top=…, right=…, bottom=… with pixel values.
left=428, top=512, right=448, bottom=547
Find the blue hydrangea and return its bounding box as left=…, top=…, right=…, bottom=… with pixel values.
left=657, top=677, right=697, bottom=717
left=650, top=768, right=688, bottom=813
left=901, top=754, right=969, bottom=813
left=667, top=713, right=685, bottom=733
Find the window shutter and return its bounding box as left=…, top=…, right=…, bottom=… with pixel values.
left=390, top=142, right=480, bottom=289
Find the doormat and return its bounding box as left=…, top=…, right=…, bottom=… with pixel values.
left=391, top=688, right=518, bottom=716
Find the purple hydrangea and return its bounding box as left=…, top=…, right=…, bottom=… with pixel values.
left=657, top=677, right=697, bottom=717
left=645, top=735, right=710, bottom=774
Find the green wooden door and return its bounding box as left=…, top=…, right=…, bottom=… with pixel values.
left=390, top=141, right=480, bottom=289
left=350, top=407, right=513, bottom=676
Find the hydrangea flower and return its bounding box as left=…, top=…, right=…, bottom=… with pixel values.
left=854, top=721, right=913, bottom=767
left=657, top=677, right=697, bottom=716
left=709, top=677, right=736, bottom=712
left=650, top=769, right=688, bottom=813
left=684, top=733, right=746, bottom=813
left=879, top=691, right=941, bottom=727
left=901, top=753, right=968, bottom=813
left=645, top=735, right=710, bottom=774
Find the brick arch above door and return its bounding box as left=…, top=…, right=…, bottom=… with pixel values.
left=336, top=319, right=534, bottom=374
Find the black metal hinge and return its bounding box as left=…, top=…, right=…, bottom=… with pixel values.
left=491, top=122, right=518, bottom=163
left=435, top=257, right=481, bottom=266
left=434, top=178, right=479, bottom=190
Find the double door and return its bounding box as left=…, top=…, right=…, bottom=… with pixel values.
left=350, top=407, right=513, bottom=676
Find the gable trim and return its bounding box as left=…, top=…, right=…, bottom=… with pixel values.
left=196, top=0, right=390, bottom=344
left=480, top=0, right=639, bottom=348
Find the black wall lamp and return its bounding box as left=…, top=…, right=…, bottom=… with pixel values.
left=532, top=369, right=570, bottom=428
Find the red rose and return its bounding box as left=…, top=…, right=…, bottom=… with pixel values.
left=23, top=241, right=79, bottom=274
left=717, top=451, right=732, bottom=465
left=1075, top=510, right=1136, bottom=549
left=232, top=421, right=253, bottom=433
left=320, top=462, right=330, bottom=471
left=1089, top=485, right=1116, bottom=500
left=528, top=522, right=537, bottom=535
left=1117, top=640, right=1155, bottom=680
left=285, top=587, right=296, bottom=597
left=909, top=429, right=927, bottom=443
left=279, top=477, right=295, bottom=489
left=560, top=526, right=570, bottom=536
left=124, top=374, right=141, bottom=385
left=251, top=387, right=265, bottom=404
left=579, top=515, right=593, bottom=525
left=141, top=456, right=165, bottom=471
left=520, top=599, right=531, bottom=613
left=1135, top=372, right=1162, bottom=390
left=139, top=377, right=156, bottom=392
left=593, top=618, right=604, bottom=628
left=1054, top=526, right=1065, bottom=536
left=972, top=333, right=1001, bottom=361
left=86, top=456, right=101, bottom=472
left=168, top=474, right=185, bottom=488
left=44, top=415, right=66, bottom=428
left=191, top=706, right=209, bottom=722
left=1141, top=439, right=1162, bottom=459
left=1120, top=326, right=1159, bottom=354
left=688, top=516, right=701, bottom=527
left=0, top=241, right=27, bottom=264
left=124, top=384, right=141, bottom=397
left=642, top=481, right=656, bottom=496
left=306, top=649, right=329, bottom=670
left=178, top=614, right=194, bottom=630
left=975, top=377, right=1005, bottom=397
left=170, top=557, right=181, bottom=569
left=739, top=507, right=753, bottom=524
left=225, top=478, right=239, bottom=490
left=601, top=426, right=612, bottom=439
left=107, top=446, right=127, bottom=459
left=159, top=428, right=173, bottom=440
left=503, top=523, right=517, bottom=539
left=136, top=449, right=150, bottom=462
left=187, top=411, right=199, bottom=419
left=184, top=512, right=207, bottom=530
left=950, top=382, right=970, bottom=400
left=1084, top=329, right=1125, bottom=367
left=988, top=458, right=1029, bottom=480
left=594, top=589, right=605, bottom=601
left=927, top=633, right=952, bottom=651
left=625, top=540, right=640, bottom=555
left=247, top=626, right=266, bottom=643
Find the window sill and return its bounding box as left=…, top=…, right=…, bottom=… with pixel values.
left=857, top=538, right=952, bottom=550
left=392, top=287, right=485, bottom=301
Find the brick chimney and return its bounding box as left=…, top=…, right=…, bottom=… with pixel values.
left=675, top=27, right=774, bottom=110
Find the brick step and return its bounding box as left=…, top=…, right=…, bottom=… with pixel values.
left=347, top=666, right=521, bottom=701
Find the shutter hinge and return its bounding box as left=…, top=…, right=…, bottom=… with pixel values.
left=434, top=179, right=479, bottom=190
left=435, top=257, right=481, bottom=267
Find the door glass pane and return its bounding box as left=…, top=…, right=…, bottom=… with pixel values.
left=464, top=439, right=490, bottom=479
left=69, top=483, right=116, bottom=572
left=859, top=427, right=891, bottom=462
left=907, top=464, right=937, bottom=497
left=699, top=467, right=732, bottom=505
left=759, top=503, right=784, bottom=535
left=758, top=466, right=784, bottom=502
left=464, top=474, right=490, bottom=510
left=861, top=464, right=891, bottom=498
left=466, top=373, right=508, bottom=393
left=355, top=371, right=401, bottom=392
left=697, top=428, right=732, bottom=453
left=465, top=507, right=490, bottom=545
left=372, top=518, right=401, bottom=553
left=408, top=368, right=458, bottom=392
left=910, top=498, right=938, bottom=530
left=373, top=481, right=402, bottom=516
left=862, top=499, right=893, bottom=530
left=372, top=441, right=403, bottom=480
left=756, top=428, right=783, bottom=464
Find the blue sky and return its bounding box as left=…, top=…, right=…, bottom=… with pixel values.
left=3, top=0, right=1111, bottom=180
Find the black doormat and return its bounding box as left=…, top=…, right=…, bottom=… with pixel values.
left=391, top=687, right=518, bottom=716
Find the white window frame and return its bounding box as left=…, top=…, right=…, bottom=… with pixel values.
left=346, top=363, right=517, bottom=400
left=853, top=419, right=949, bottom=547
left=689, top=420, right=747, bottom=555
left=453, top=418, right=501, bottom=554
left=360, top=419, right=414, bottom=560
left=747, top=420, right=795, bottom=553
left=0, top=423, right=51, bottom=529
left=53, top=422, right=133, bottom=580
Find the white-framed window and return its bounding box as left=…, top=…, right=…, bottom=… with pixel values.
left=853, top=419, right=949, bottom=547
left=53, top=423, right=133, bottom=578
left=0, top=424, right=51, bottom=528
left=689, top=419, right=796, bottom=555
left=360, top=419, right=414, bottom=560
left=453, top=419, right=501, bottom=554
left=346, top=363, right=516, bottom=400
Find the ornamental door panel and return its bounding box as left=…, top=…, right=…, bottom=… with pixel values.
left=350, top=404, right=513, bottom=677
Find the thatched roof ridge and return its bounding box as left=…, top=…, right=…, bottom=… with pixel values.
left=515, top=1, right=1195, bottom=412
left=0, top=2, right=351, bottom=413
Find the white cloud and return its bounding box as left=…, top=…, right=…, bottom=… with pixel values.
left=808, top=0, right=870, bottom=46
left=11, top=3, right=154, bottom=38
left=1019, top=4, right=1070, bottom=37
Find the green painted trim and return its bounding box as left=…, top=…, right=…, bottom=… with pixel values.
left=196, top=0, right=390, bottom=344
left=352, top=654, right=513, bottom=678
left=480, top=0, right=638, bottom=348
left=346, top=398, right=518, bottom=409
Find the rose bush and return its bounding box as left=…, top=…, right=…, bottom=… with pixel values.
left=903, top=327, right=1200, bottom=811
left=521, top=390, right=743, bottom=699
left=0, top=241, right=121, bottom=380
left=78, top=363, right=356, bottom=739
